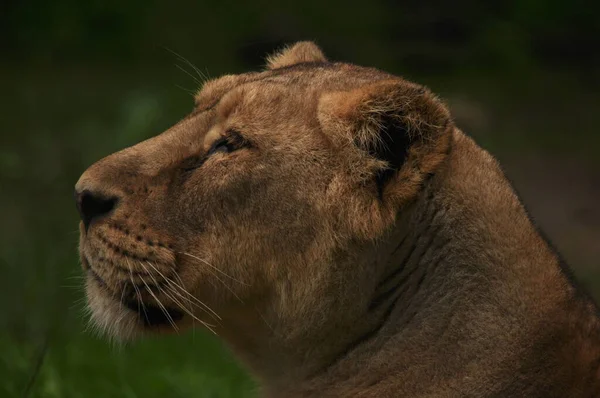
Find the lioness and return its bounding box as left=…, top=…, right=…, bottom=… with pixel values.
left=75, top=42, right=600, bottom=397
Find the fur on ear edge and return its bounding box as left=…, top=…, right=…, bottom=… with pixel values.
left=266, top=41, right=328, bottom=70
left=319, top=80, right=453, bottom=201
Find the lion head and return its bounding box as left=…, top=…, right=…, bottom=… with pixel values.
left=76, top=42, right=453, bottom=382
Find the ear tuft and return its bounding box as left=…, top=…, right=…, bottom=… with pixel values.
left=266, top=41, right=328, bottom=70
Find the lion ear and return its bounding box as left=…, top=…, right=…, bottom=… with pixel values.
left=318, top=80, right=453, bottom=200
left=266, top=41, right=327, bottom=69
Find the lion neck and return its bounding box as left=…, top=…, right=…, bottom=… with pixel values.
left=218, top=132, right=600, bottom=396
left=218, top=172, right=465, bottom=392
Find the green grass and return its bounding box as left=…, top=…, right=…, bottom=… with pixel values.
left=1, top=329, right=255, bottom=398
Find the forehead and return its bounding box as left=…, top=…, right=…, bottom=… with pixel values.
left=194, top=63, right=393, bottom=111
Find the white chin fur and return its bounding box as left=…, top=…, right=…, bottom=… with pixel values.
left=85, top=278, right=142, bottom=341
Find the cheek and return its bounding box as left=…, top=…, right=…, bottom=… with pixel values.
left=174, top=157, right=266, bottom=219
left=172, top=156, right=327, bottom=250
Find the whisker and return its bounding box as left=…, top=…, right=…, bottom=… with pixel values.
left=183, top=259, right=244, bottom=303
left=69, top=297, right=87, bottom=311
left=178, top=253, right=245, bottom=303
left=141, top=261, right=191, bottom=314
left=164, top=280, right=222, bottom=322
left=65, top=275, right=86, bottom=281
left=174, top=271, right=220, bottom=308
left=61, top=284, right=86, bottom=289
left=138, top=262, right=179, bottom=331
left=256, top=306, right=276, bottom=334
left=144, top=261, right=222, bottom=321
left=173, top=272, right=195, bottom=294
left=126, top=259, right=150, bottom=325
left=203, top=66, right=211, bottom=80
left=175, top=64, right=202, bottom=85
left=142, top=261, right=220, bottom=331
left=163, top=47, right=208, bottom=82
left=157, top=281, right=217, bottom=334
left=141, top=262, right=217, bottom=333
left=179, top=252, right=249, bottom=285
left=120, top=279, right=128, bottom=309
left=163, top=282, right=194, bottom=316
left=175, top=84, right=196, bottom=97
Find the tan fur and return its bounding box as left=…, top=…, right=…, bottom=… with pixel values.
left=76, top=42, right=600, bottom=397
left=266, top=41, right=327, bottom=69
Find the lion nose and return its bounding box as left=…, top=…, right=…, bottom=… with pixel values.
left=75, top=189, right=118, bottom=230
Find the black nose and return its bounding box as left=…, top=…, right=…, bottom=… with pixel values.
left=75, top=190, right=118, bottom=230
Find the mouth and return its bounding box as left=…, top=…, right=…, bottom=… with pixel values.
left=87, top=267, right=184, bottom=328
left=122, top=299, right=184, bottom=327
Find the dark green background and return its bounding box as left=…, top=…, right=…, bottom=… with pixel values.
left=2, top=1, right=599, bottom=397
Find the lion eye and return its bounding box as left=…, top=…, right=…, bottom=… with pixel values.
left=180, top=131, right=249, bottom=175
left=207, top=137, right=234, bottom=156
left=206, top=130, right=249, bottom=157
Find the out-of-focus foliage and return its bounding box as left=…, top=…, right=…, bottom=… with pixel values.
left=3, top=0, right=599, bottom=75
left=1, top=1, right=598, bottom=397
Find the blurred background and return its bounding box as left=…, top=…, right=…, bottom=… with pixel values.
left=1, top=0, right=599, bottom=396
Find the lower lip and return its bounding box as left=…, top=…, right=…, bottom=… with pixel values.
left=123, top=299, right=184, bottom=327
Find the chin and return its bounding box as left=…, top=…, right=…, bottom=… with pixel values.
left=85, top=275, right=187, bottom=341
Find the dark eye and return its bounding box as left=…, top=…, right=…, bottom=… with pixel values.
left=207, top=130, right=249, bottom=156
left=181, top=130, right=250, bottom=174
left=207, top=137, right=235, bottom=156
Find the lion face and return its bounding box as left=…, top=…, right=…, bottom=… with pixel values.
left=76, top=42, right=451, bottom=341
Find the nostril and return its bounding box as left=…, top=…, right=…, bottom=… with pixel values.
left=75, top=190, right=118, bottom=230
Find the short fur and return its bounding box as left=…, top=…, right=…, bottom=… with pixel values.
left=76, top=42, right=600, bottom=397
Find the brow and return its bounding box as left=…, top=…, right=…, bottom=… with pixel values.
left=194, top=64, right=335, bottom=108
